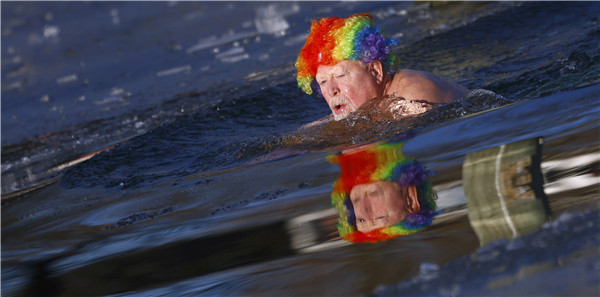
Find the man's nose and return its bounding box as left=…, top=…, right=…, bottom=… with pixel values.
left=326, top=81, right=339, bottom=97
left=359, top=201, right=374, bottom=221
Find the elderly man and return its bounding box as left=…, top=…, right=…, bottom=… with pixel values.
left=296, top=13, right=469, bottom=122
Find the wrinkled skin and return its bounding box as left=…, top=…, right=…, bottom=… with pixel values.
left=316, top=60, right=383, bottom=121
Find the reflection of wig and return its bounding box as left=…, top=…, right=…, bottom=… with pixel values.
left=327, top=139, right=437, bottom=243
left=295, top=13, right=399, bottom=95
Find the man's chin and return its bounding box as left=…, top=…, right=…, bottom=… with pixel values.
left=332, top=107, right=356, bottom=121
left=333, top=112, right=348, bottom=121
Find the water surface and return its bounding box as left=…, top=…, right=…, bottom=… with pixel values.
left=2, top=2, right=599, bottom=296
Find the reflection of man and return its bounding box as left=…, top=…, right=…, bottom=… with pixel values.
left=328, top=139, right=438, bottom=243
left=296, top=13, right=468, bottom=123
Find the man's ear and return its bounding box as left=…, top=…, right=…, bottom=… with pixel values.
left=368, top=60, right=384, bottom=85
left=406, top=185, right=421, bottom=214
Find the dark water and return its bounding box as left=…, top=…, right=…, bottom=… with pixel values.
left=2, top=2, right=599, bottom=296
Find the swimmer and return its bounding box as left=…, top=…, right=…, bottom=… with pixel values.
left=296, top=13, right=469, bottom=125
left=328, top=140, right=437, bottom=243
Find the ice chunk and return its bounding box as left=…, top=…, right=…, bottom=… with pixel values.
left=43, top=25, right=59, bottom=38
left=219, top=54, right=248, bottom=64
left=216, top=47, right=248, bottom=63
left=187, top=31, right=256, bottom=54
left=56, top=74, right=78, bottom=84
left=186, top=35, right=218, bottom=53
left=156, top=65, right=191, bottom=77
left=254, top=3, right=299, bottom=36
left=215, top=47, right=244, bottom=58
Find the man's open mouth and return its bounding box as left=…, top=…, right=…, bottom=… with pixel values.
left=334, top=104, right=346, bottom=115
left=330, top=97, right=356, bottom=121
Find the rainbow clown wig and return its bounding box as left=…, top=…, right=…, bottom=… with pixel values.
left=327, top=139, right=438, bottom=243
left=295, top=13, right=399, bottom=95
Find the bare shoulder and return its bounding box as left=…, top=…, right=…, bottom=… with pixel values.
left=385, top=69, right=469, bottom=104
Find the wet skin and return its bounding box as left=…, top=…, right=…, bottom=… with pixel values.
left=314, top=60, right=469, bottom=121
left=316, top=60, right=383, bottom=121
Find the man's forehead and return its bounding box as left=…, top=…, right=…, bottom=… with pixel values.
left=351, top=180, right=387, bottom=194
left=351, top=183, right=377, bottom=194
left=315, top=62, right=345, bottom=78
left=316, top=60, right=365, bottom=77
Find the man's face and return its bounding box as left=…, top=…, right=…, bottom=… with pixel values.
left=349, top=181, right=409, bottom=233
left=315, top=60, right=382, bottom=120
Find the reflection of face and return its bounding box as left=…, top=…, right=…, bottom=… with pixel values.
left=350, top=181, right=409, bottom=233
left=316, top=60, right=382, bottom=121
